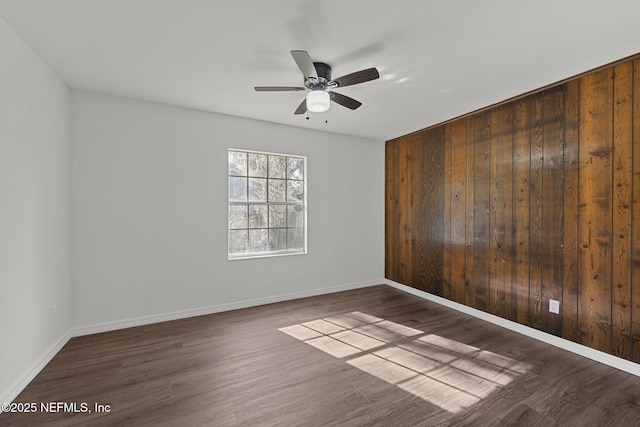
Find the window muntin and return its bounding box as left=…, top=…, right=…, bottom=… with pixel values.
left=228, top=149, right=306, bottom=259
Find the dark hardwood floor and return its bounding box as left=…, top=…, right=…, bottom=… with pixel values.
left=3, top=285, right=640, bottom=426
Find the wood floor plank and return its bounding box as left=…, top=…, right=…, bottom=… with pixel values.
left=3, top=285, right=640, bottom=426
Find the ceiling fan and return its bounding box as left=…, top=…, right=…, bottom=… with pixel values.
left=254, top=50, right=380, bottom=115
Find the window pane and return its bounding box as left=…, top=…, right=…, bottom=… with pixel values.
left=269, top=229, right=287, bottom=252
left=268, top=178, right=286, bottom=202
left=268, top=155, right=286, bottom=178
left=229, top=177, right=247, bottom=201
left=249, top=153, right=268, bottom=177
left=228, top=151, right=247, bottom=176
left=229, top=230, right=248, bottom=254
left=249, top=229, right=268, bottom=252
left=269, top=205, right=286, bottom=228
left=287, top=180, right=304, bottom=202
left=287, top=205, right=303, bottom=227
left=249, top=205, right=267, bottom=228
left=288, top=157, right=304, bottom=180
left=288, top=228, right=304, bottom=250
left=229, top=205, right=248, bottom=229
left=248, top=178, right=267, bottom=202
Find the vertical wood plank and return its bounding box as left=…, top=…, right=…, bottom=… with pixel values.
left=443, top=125, right=453, bottom=299
left=385, top=140, right=398, bottom=281
left=562, top=79, right=580, bottom=342
left=502, top=106, right=515, bottom=322
left=631, top=60, right=640, bottom=363
left=409, top=134, right=427, bottom=291
left=612, top=62, right=633, bottom=359
left=416, top=134, right=429, bottom=291
left=473, top=111, right=491, bottom=312
left=490, top=104, right=514, bottom=319
left=396, top=137, right=411, bottom=285
left=541, top=88, right=565, bottom=336
left=392, top=138, right=403, bottom=284
left=489, top=108, right=500, bottom=317
left=578, top=67, right=614, bottom=353
left=450, top=119, right=468, bottom=304
left=513, top=98, right=532, bottom=326
left=529, top=93, right=544, bottom=329
left=465, top=117, right=476, bottom=307
left=423, top=128, right=445, bottom=295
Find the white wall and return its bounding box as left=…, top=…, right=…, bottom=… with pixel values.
left=0, top=17, right=71, bottom=401
left=71, top=90, right=385, bottom=328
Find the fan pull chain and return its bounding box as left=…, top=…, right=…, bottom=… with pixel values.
left=303, top=111, right=329, bottom=122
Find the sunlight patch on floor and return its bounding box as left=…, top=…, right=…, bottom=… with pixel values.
left=279, top=311, right=530, bottom=414
left=306, top=335, right=361, bottom=358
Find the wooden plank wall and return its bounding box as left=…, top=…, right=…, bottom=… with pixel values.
left=385, top=57, right=640, bottom=363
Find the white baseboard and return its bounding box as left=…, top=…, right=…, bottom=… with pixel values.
left=71, top=280, right=381, bottom=337
left=384, top=279, right=640, bottom=377
left=0, top=330, right=72, bottom=410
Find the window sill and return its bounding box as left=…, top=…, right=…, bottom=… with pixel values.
left=228, top=251, right=307, bottom=261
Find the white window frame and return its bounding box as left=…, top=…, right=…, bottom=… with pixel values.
left=227, top=148, right=307, bottom=260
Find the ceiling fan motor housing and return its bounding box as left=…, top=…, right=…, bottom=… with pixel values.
left=306, top=62, right=332, bottom=89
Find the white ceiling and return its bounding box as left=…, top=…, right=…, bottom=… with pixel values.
left=1, top=0, right=640, bottom=141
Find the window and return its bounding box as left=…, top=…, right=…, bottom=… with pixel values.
left=228, top=149, right=306, bottom=259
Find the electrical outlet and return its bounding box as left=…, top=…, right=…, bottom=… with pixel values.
left=549, top=299, right=560, bottom=314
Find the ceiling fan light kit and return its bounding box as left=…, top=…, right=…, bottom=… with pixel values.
left=254, top=50, right=380, bottom=116
left=306, top=90, right=330, bottom=112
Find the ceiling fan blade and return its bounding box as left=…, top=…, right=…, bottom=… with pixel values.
left=291, top=50, right=318, bottom=80
left=255, top=86, right=306, bottom=92
left=329, top=91, right=362, bottom=110
left=331, top=68, right=379, bottom=88
left=294, top=98, right=307, bottom=115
